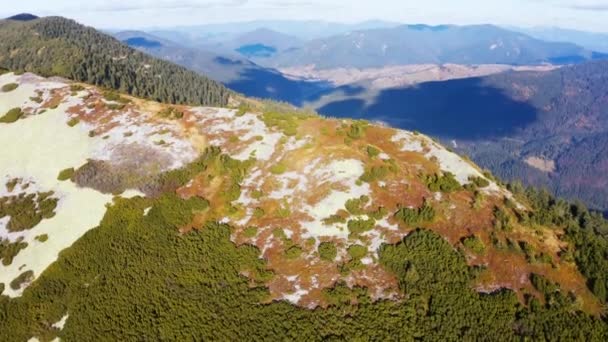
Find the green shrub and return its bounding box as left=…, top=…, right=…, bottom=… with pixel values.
left=423, top=172, right=462, bottom=193
left=67, top=117, right=80, bottom=127
left=103, top=90, right=130, bottom=104
left=345, top=195, right=369, bottom=215
left=243, top=227, right=258, bottom=238
left=5, top=178, right=19, bottom=192
left=70, top=84, right=85, bottom=92
left=493, top=206, right=513, bottom=232
left=57, top=168, right=75, bottom=181
left=0, top=239, right=28, bottom=266
left=347, top=218, right=376, bottom=235
left=236, top=103, right=250, bottom=117
left=347, top=122, right=367, bottom=139
left=0, top=107, right=23, bottom=123
left=10, top=270, right=34, bottom=290
left=261, top=111, right=300, bottom=136
left=318, top=242, right=338, bottom=261
left=1, top=83, right=18, bottom=92
left=35, top=234, right=49, bottom=243
left=366, top=145, right=381, bottom=158
left=270, top=163, right=287, bottom=175
left=462, top=235, right=485, bottom=254
left=394, top=201, right=435, bottom=226
left=253, top=207, right=265, bottom=218
left=106, top=103, right=126, bottom=111
left=29, top=96, right=43, bottom=103
left=347, top=245, right=367, bottom=260
left=157, top=107, right=184, bottom=120
left=468, top=176, right=490, bottom=189
left=285, top=246, right=303, bottom=259
left=0, top=192, right=58, bottom=232
left=323, top=214, right=346, bottom=225
left=368, top=206, right=389, bottom=220
left=360, top=166, right=390, bottom=183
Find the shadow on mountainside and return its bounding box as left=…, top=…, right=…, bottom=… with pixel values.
left=317, top=77, right=540, bottom=140
left=226, top=66, right=332, bottom=105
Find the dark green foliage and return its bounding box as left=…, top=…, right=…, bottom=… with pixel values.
left=270, top=163, right=287, bottom=174
left=347, top=245, right=367, bottom=259
left=9, top=270, right=33, bottom=290
left=359, top=165, right=390, bottom=183
left=322, top=214, right=345, bottom=225
left=69, top=84, right=84, bottom=92
left=102, top=90, right=131, bottom=105
left=493, top=206, right=513, bottom=232
left=57, top=168, right=74, bottom=181
left=318, top=242, right=337, bottom=261
left=0, top=238, right=28, bottom=265
left=469, top=176, right=490, bottom=188
left=29, top=95, right=43, bottom=103
left=5, top=178, right=19, bottom=192
left=0, top=192, right=58, bottom=232
left=285, top=246, right=303, bottom=259
left=344, top=195, right=369, bottom=215
left=564, top=215, right=608, bottom=303
left=236, top=103, right=250, bottom=117
left=0, top=195, right=605, bottom=340
left=0, top=107, right=23, bottom=123
left=462, top=235, right=485, bottom=254
left=243, top=226, right=258, bottom=238
left=261, top=111, right=301, bottom=136
left=346, top=122, right=367, bottom=139
left=347, top=218, right=376, bottom=235
left=367, top=206, right=389, bottom=220
left=157, top=106, right=184, bottom=120
left=1, top=82, right=18, bottom=92
left=423, top=172, right=462, bottom=192
left=366, top=145, right=380, bottom=158
left=394, top=200, right=435, bottom=226
left=66, top=117, right=79, bottom=127
left=0, top=17, right=230, bottom=106
left=35, top=234, right=49, bottom=243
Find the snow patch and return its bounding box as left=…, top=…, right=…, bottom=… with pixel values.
left=52, top=314, right=69, bottom=330
left=0, top=108, right=112, bottom=297
left=300, top=159, right=370, bottom=240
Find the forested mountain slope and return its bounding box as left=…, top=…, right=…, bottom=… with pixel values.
left=0, top=16, right=231, bottom=106
left=0, top=71, right=607, bottom=340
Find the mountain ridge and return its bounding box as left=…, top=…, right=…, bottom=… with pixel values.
left=0, top=16, right=231, bottom=106
left=263, top=24, right=605, bottom=69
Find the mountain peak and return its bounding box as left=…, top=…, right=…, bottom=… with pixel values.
left=6, top=13, right=39, bottom=21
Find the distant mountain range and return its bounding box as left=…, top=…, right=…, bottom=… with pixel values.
left=512, top=26, right=608, bottom=53
left=264, top=24, right=607, bottom=69
left=147, top=19, right=401, bottom=43
left=199, top=28, right=304, bottom=61
left=113, top=31, right=329, bottom=104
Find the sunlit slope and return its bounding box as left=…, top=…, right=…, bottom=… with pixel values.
left=0, top=71, right=606, bottom=340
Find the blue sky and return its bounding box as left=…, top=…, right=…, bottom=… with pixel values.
left=2, top=0, right=608, bottom=32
